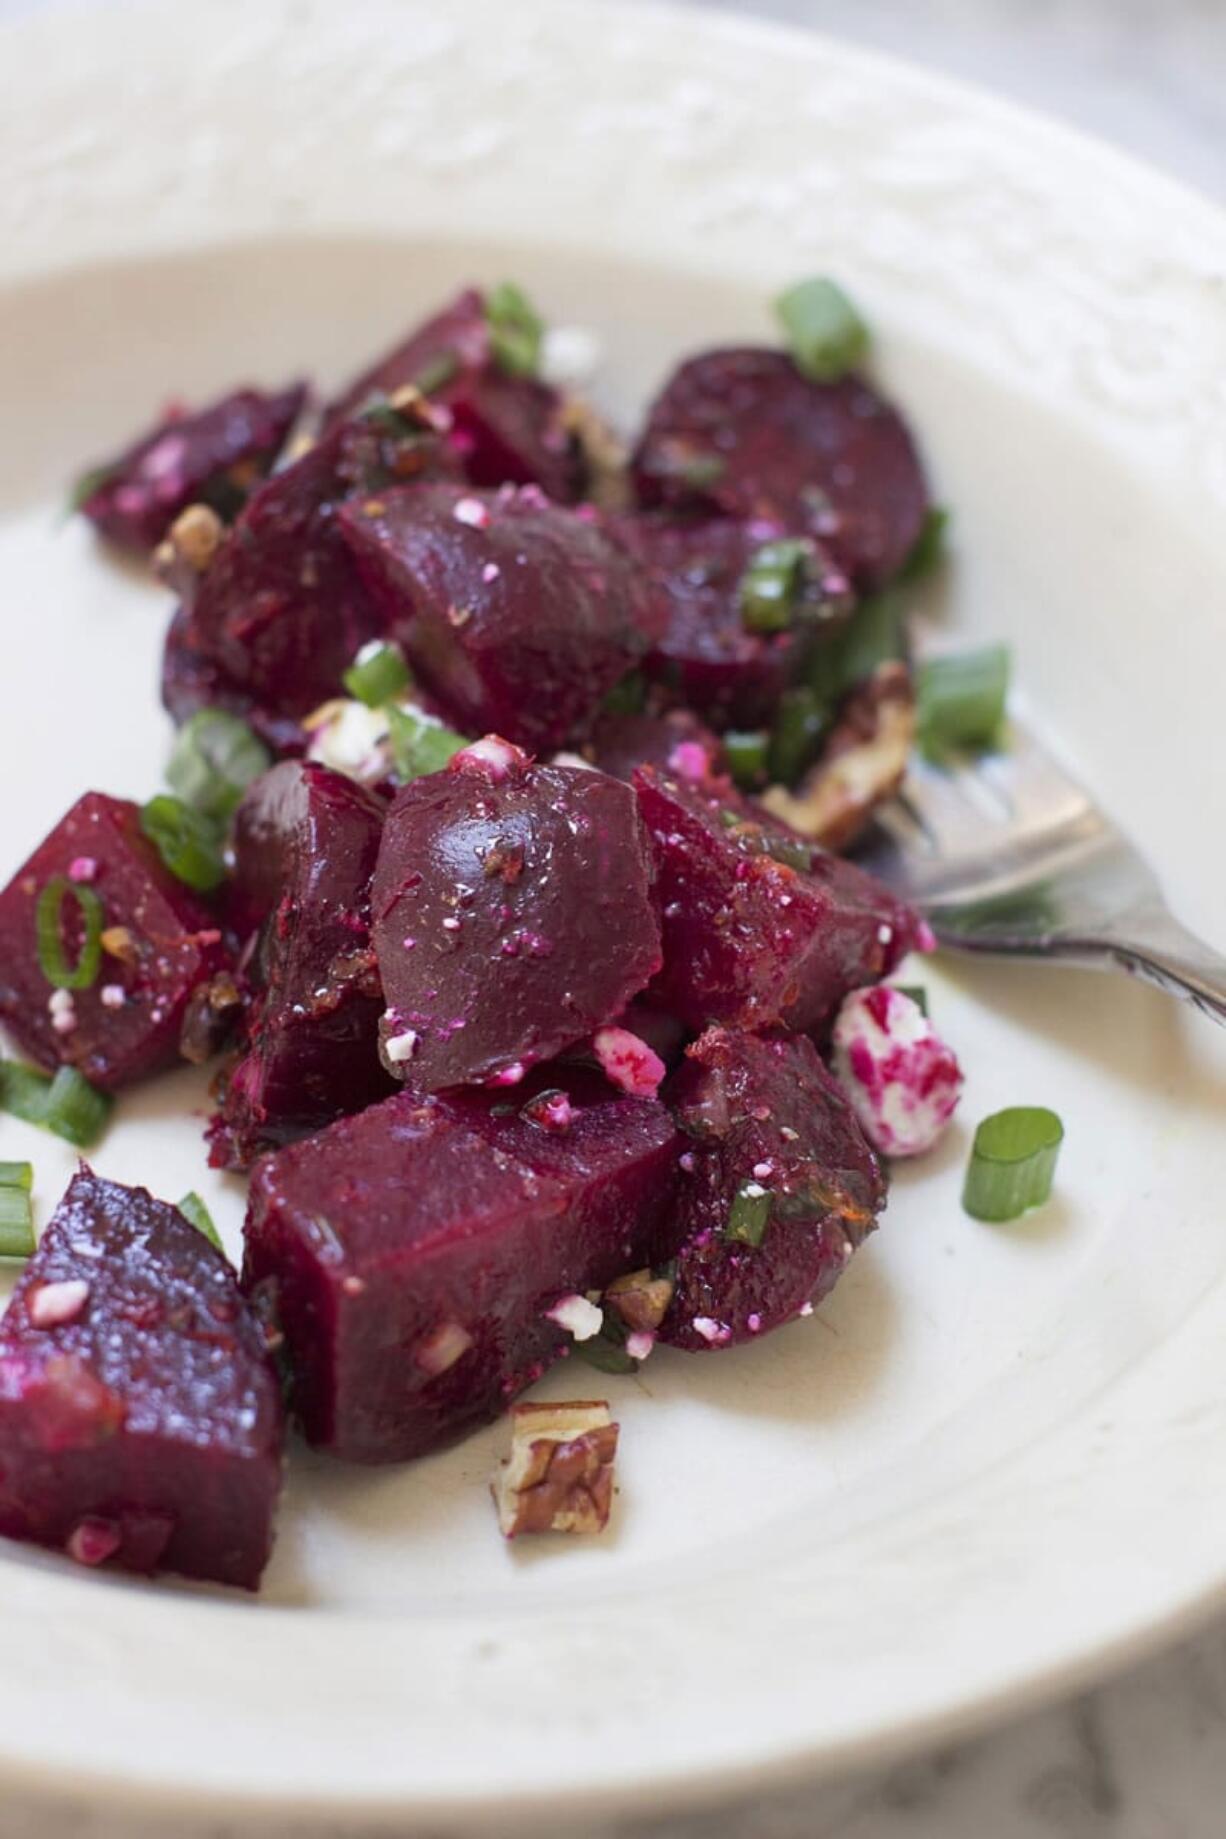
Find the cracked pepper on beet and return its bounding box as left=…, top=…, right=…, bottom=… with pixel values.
left=0, top=274, right=943, bottom=1582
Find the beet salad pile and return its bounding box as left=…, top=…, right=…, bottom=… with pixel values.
left=0, top=276, right=980, bottom=1585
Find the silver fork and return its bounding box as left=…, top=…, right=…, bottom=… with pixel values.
left=856, top=715, right=1226, bottom=1026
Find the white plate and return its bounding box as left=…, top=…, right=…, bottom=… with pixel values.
left=1, top=1, right=1225, bottom=1832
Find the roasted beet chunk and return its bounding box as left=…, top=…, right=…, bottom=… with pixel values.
left=242, top=1077, right=680, bottom=1462
left=585, top=705, right=726, bottom=785
left=660, top=1029, right=884, bottom=1349
left=325, top=286, right=584, bottom=503
left=610, top=514, right=851, bottom=728
left=74, top=382, right=306, bottom=553
left=0, top=792, right=231, bottom=1091
left=0, top=1169, right=284, bottom=1588
left=166, top=400, right=458, bottom=741
left=371, top=743, right=661, bottom=1090
left=211, top=763, right=392, bottom=1168
left=634, top=766, right=920, bottom=1036
left=632, top=349, right=929, bottom=589
left=340, top=483, right=661, bottom=752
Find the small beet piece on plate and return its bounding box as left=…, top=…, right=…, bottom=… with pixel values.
left=74, top=382, right=307, bottom=554
left=632, top=349, right=930, bottom=590
left=371, top=743, right=661, bottom=1090
left=585, top=705, right=727, bottom=786
left=610, top=514, right=852, bottom=728
left=167, top=399, right=458, bottom=742
left=659, top=1028, right=885, bottom=1350
left=0, top=792, right=231, bottom=1092
left=242, top=1076, right=680, bottom=1462
left=324, top=286, right=584, bottom=504
left=0, top=1168, right=284, bottom=1588
left=634, top=765, right=921, bottom=1037
left=340, top=482, right=662, bottom=752
left=211, top=762, right=392, bottom=1169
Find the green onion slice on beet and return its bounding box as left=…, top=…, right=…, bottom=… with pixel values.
left=767, top=685, right=826, bottom=787
left=167, top=708, right=271, bottom=823
left=386, top=706, right=467, bottom=783
left=486, top=282, right=544, bottom=379
left=916, top=644, right=1010, bottom=759
left=892, top=985, right=929, bottom=1016
left=775, top=276, right=870, bottom=383
left=724, top=1178, right=772, bottom=1247
left=899, top=506, right=950, bottom=583
left=962, top=1107, right=1064, bottom=1222
left=570, top=1307, right=639, bottom=1375
left=35, top=877, right=103, bottom=991
left=724, top=729, right=770, bottom=790
left=178, top=1191, right=224, bottom=1254
left=140, top=795, right=226, bottom=893
left=342, top=639, right=412, bottom=710
left=739, top=538, right=810, bottom=634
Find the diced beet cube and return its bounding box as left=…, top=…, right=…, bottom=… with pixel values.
left=76, top=382, right=307, bottom=554
left=325, top=287, right=584, bottom=503
left=371, top=747, right=661, bottom=1090
left=339, top=482, right=662, bottom=752
left=161, top=605, right=306, bottom=759
left=242, top=1076, right=681, bottom=1462
left=167, top=404, right=458, bottom=741
left=659, top=1028, right=884, bottom=1349
left=610, top=513, right=852, bottom=728
left=211, top=763, right=392, bottom=1169
left=0, top=793, right=231, bottom=1092
left=585, top=706, right=727, bottom=786
left=632, top=349, right=930, bottom=590
left=0, top=1169, right=284, bottom=1588
left=634, top=766, right=920, bottom=1037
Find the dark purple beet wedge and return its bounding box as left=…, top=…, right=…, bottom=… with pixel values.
left=74, top=382, right=307, bottom=554
left=658, top=1028, right=885, bottom=1350
left=371, top=740, right=661, bottom=1090
left=632, top=349, right=930, bottom=589
left=634, top=765, right=922, bottom=1037
left=211, top=762, right=392, bottom=1169
left=242, top=1074, right=681, bottom=1462
left=610, top=513, right=852, bottom=728
left=0, top=1169, right=284, bottom=1588
left=166, top=399, right=458, bottom=743
left=324, top=286, right=584, bottom=503
left=339, top=483, right=662, bottom=752
left=0, top=793, right=231, bottom=1092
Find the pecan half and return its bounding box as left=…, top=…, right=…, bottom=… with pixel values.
left=492, top=1401, right=619, bottom=1538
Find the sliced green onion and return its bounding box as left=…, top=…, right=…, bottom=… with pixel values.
left=962, top=1107, right=1064, bottom=1223
left=36, top=877, right=103, bottom=990
left=0, top=1161, right=33, bottom=1192
left=570, top=1308, right=638, bottom=1375
left=724, top=1179, right=772, bottom=1247
left=342, top=640, right=411, bottom=709
left=765, top=835, right=813, bottom=873
left=601, top=672, right=647, bottom=718
left=42, top=1067, right=112, bottom=1149
left=899, top=506, right=949, bottom=582
left=140, top=795, right=225, bottom=893
left=739, top=538, right=810, bottom=634
left=768, top=686, right=826, bottom=786
left=167, top=708, right=271, bottom=822
left=808, top=589, right=907, bottom=711
left=386, top=706, right=466, bottom=782
left=0, top=1060, right=54, bottom=1128
left=178, top=1191, right=224, bottom=1253
left=0, top=1187, right=34, bottom=1260
left=916, top=644, right=1010, bottom=759
left=486, top=282, right=543, bottom=378
left=724, top=729, right=770, bottom=790
left=775, top=276, right=869, bottom=383
left=413, top=351, right=460, bottom=395
left=893, top=984, right=929, bottom=1017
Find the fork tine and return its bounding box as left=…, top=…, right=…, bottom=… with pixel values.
left=973, top=719, right=1099, bottom=831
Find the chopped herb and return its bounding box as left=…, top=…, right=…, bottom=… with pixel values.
left=775, top=275, right=870, bottom=382
left=899, top=506, right=949, bottom=582
left=35, top=877, right=103, bottom=990
left=963, top=1107, right=1064, bottom=1222
left=386, top=705, right=466, bottom=782
left=600, top=672, right=647, bottom=717
left=0, top=1162, right=33, bottom=1192
left=739, top=538, right=810, bottom=634
left=42, top=1067, right=113, bottom=1149
left=725, top=1178, right=772, bottom=1247
left=916, top=644, right=1010, bottom=759
left=724, top=729, right=770, bottom=790
left=718, top=807, right=742, bottom=830
left=765, top=835, right=813, bottom=873
left=808, top=589, right=907, bottom=710
left=178, top=1191, right=224, bottom=1253
left=140, top=795, right=226, bottom=893
left=767, top=686, right=826, bottom=786
left=0, top=1186, right=34, bottom=1260
left=342, top=639, right=412, bottom=709
left=570, top=1306, right=639, bottom=1375
left=893, top=984, right=929, bottom=1016
left=486, top=282, right=544, bottom=378
left=167, top=708, right=271, bottom=823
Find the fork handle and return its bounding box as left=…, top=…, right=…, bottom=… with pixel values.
left=1067, top=906, right=1226, bottom=1027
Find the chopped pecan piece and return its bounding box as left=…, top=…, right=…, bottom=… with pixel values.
left=154, top=502, right=225, bottom=581
left=492, top=1401, right=619, bottom=1538
left=560, top=395, right=631, bottom=512
left=761, top=661, right=915, bottom=851
left=604, top=1267, right=674, bottom=1335
left=178, top=971, right=245, bottom=1065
